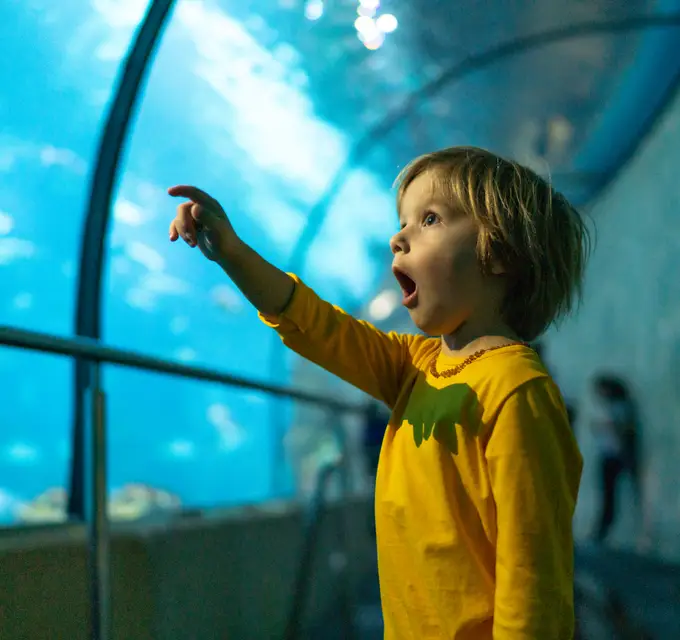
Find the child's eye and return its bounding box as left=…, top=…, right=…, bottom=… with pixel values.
left=423, top=212, right=439, bottom=226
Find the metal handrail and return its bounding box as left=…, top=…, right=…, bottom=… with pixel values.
left=0, top=326, right=364, bottom=413
left=0, top=324, right=365, bottom=640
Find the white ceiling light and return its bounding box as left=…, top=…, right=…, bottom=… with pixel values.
left=304, top=0, right=324, bottom=21
left=376, top=13, right=398, bottom=33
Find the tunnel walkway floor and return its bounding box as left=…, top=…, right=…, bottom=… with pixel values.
left=307, top=545, right=680, bottom=639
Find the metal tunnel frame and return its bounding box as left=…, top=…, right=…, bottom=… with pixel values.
left=70, top=0, right=177, bottom=520
left=67, top=0, right=680, bottom=571
left=267, top=13, right=680, bottom=489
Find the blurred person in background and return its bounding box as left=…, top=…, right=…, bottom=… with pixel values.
left=590, top=374, right=646, bottom=545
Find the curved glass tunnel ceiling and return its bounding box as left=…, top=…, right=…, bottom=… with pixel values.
left=1, top=0, right=679, bottom=523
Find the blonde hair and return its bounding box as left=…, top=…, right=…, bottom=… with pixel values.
left=395, top=146, right=590, bottom=341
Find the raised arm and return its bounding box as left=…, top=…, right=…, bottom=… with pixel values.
left=485, top=378, right=582, bottom=639
left=168, top=185, right=426, bottom=406
left=259, top=274, right=429, bottom=406
left=168, top=185, right=295, bottom=315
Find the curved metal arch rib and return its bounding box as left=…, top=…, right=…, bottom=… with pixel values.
left=267, top=13, right=680, bottom=494
left=69, top=0, right=177, bottom=520
left=287, top=13, right=680, bottom=274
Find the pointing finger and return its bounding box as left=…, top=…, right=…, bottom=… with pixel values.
left=168, top=185, right=220, bottom=210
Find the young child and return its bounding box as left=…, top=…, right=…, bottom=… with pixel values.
left=168, top=146, right=588, bottom=639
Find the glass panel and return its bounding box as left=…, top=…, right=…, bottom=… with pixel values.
left=0, top=0, right=150, bottom=335
left=104, top=0, right=361, bottom=381
left=101, top=1, right=680, bottom=392
left=104, top=365, right=307, bottom=517
left=0, top=348, right=71, bottom=526
left=371, top=30, right=646, bottom=206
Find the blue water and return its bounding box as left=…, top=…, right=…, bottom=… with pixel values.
left=0, top=0, right=395, bottom=525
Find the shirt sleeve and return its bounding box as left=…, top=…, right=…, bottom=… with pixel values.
left=485, top=377, right=583, bottom=639
left=259, top=274, right=428, bottom=408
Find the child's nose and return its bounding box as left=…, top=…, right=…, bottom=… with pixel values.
left=390, top=231, right=409, bottom=254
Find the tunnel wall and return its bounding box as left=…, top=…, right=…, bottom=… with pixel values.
left=547, top=87, right=680, bottom=561
left=0, top=498, right=375, bottom=639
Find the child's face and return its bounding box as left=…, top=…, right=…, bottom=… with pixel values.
left=390, top=170, right=504, bottom=337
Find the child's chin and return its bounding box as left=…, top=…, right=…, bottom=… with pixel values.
left=410, top=313, right=439, bottom=336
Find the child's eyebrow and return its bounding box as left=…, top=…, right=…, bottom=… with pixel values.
left=429, top=199, right=462, bottom=219
left=427, top=195, right=455, bottom=210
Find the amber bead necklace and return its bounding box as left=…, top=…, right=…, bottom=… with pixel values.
left=429, top=341, right=530, bottom=379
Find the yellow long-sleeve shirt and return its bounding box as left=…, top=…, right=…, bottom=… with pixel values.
left=261, top=276, right=582, bottom=639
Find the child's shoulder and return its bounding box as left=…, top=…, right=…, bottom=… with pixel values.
left=403, top=333, right=441, bottom=369
left=468, top=345, right=556, bottom=408
left=487, top=344, right=549, bottom=380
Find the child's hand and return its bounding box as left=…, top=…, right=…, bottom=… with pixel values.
left=168, top=185, right=240, bottom=262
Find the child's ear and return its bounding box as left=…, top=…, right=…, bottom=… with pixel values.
left=490, top=258, right=505, bottom=275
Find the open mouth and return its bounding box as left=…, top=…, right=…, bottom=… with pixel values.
left=392, top=267, right=418, bottom=308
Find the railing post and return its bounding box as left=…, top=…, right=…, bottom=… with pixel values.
left=332, top=416, right=355, bottom=640
left=89, top=363, right=110, bottom=640
left=284, top=461, right=339, bottom=640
